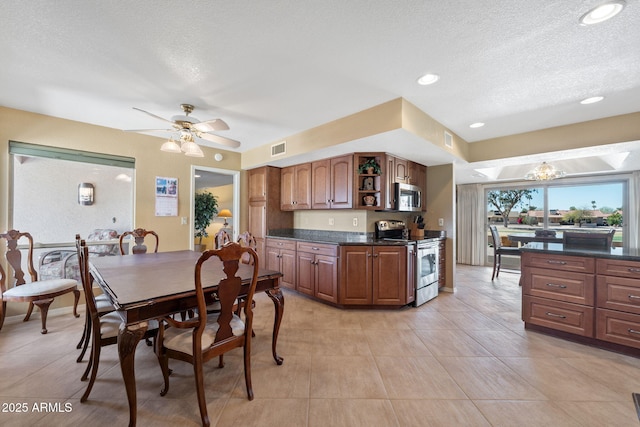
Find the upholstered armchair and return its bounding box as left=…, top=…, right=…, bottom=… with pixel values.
left=39, top=229, right=119, bottom=281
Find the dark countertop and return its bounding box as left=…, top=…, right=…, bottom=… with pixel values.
left=267, top=229, right=445, bottom=246
left=521, top=242, right=640, bottom=261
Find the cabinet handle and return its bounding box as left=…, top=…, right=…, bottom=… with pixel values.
left=628, top=295, right=640, bottom=300
left=628, top=329, right=640, bottom=335
left=546, top=260, right=567, bottom=265
left=373, top=254, right=379, bottom=258
left=545, top=312, right=566, bottom=319
left=628, top=268, right=640, bottom=273
left=546, top=283, right=567, bottom=289
left=367, top=253, right=372, bottom=257
left=277, top=242, right=283, bottom=246
left=311, top=247, right=320, bottom=251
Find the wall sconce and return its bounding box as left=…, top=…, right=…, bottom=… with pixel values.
left=218, top=209, right=232, bottom=227
left=78, top=183, right=94, bottom=205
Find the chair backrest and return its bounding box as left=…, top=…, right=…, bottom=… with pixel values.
left=119, top=228, right=159, bottom=255
left=215, top=229, right=231, bottom=249
left=76, top=236, right=99, bottom=317
left=0, top=230, right=38, bottom=291
left=562, top=229, right=614, bottom=250
left=534, top=229, right=556, bottom=237
left=489, top=225, right=502, bottom=250
left=87, top=229, right=119, bottom=256
left=164, top=242, right=259, bottom=351
left=236, top=231, right=257, bottom=264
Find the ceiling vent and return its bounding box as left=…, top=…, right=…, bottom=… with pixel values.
left=444, top=131, right=453, bottom=149
left=271, top=141, right=286, bottom=157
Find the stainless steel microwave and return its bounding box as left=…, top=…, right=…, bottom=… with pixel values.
left=394, top=182, right=422, bottom=212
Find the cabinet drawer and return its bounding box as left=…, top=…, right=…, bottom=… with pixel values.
left=596, top=309, right=640, bottom=349
left=523, top=252, right=594, bottom=273
left=596, top=275, right=640, bottom=315
left=524, top=267, right=594, bottom=305
left=523, top=296, right=594, bottom=337
left=296, top=241, right=338, bottom=256
left=596, top=258, right=640, bottom=279
left=266, top=238, right=297, bottom=251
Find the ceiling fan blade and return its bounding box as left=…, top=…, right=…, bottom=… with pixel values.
left=197, top=132, right=241, bottom=148
left=192, top=118, right=229, bottom=132
left=132, top=107, right=175, bottom=124
left=124, top=128, right=174, bottom=133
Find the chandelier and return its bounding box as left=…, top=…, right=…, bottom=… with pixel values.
left=160, top=130, right=204, bottom=157
left=524, top=162, right=566, bottom=181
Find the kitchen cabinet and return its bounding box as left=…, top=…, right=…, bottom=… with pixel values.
left=340, top=245, right=408, bottom=306
left=281, top=163, right=311, bottom=210
left=296, top=242, right=339, bottom=303
left=354, top=153, right=385, bottom=210
left=438, top=239, right=446, bottom=288
left=247, top=166, right=293, bottom=259
left=265, top=238, right=296, bottom=290
left=312, top=155, right=353, bottom=209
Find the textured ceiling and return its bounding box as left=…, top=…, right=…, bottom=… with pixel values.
left=1, top=1, right=639, bottom=183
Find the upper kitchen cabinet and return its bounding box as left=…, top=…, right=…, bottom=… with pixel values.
left=281, top=163, right=312, bottom=210
left=389, top=156, right=409, bottom=184
left=312, top=155, right=353, bottom=209
left=355, top=153, right=385, bottom=210
left=385, top=154, right=426, bottom=210
left=247, top=166, right=293, bottom=259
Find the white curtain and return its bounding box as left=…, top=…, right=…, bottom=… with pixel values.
left=456, top=184, right=485, bottom=265
left=628, top=171, right=640, bottom=249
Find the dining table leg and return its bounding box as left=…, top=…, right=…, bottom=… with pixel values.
left=264, top=286, right=284, bottom=365
left=118, top=321, right=148, bottom=427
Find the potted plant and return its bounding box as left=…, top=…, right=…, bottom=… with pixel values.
left=358, top=158, right=381, bottom=175
left=194, top=191, right=218, bottom=251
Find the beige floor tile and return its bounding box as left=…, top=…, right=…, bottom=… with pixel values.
left=475, top=400, right=584, bottom=427
left=391, top=399, right=492, bottom=427
left=375, top=356, right=468, bottom=399
left=309, top=355, right=387, bottom=398
left=312, top=328, right=373, bottom=356
left=557, top=401, right=640, bottom=427
left=216, top=398, right=308, bottom=427
left=438, top=356, right=547, bottom=400
left=414, top=329, right=493, bottom=357
left=232, top=354, right=310, bottom=399
left=364, top=329, right=432, bottom=356
left=440, top=309, right=507, bottom=331
left=309, top=398, right=399, bottom=427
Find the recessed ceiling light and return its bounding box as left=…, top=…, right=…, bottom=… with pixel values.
left=579, top=1, right=626, bottom=25
left=469, top=122, right=485, bottom=128
left=417, top=73, right=439, bottom=85
left=580, top=96, right=604, bottom=104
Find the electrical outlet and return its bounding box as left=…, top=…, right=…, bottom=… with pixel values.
left=353, top=217, right=358, bottom=227
left=328, top=218, right=334, bottom=226
left=181, top=217, right=188, bottom=225
left=438, top=218, right=444, bottom=227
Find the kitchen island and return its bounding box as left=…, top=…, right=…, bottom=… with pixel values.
left=521, top=242, right=640, bottom=356
left=265, top=229, right=445, bottom=309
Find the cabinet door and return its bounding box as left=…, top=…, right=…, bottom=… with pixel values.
left=294, top=163, right=312, bottom=210
left=407, top=244, right=416, bottom=304
left=248, top=201, right=266, bottom=239
left=280, top=166, right=295, bottom=210
left=280, top=248, right=297, bottom=290
left=373, top=246, right=407, bottom=305
left=315, top=255, right=338, bottom=303
left=385, top=156, right=395, bottom=210
left=394, top=158, right=409, bottom=184
left=248, top=167, right=267, bottom=202
left=296, top=252, right=315, bottom=296
left=311, top=159, right=331, bottom=209
left=265, top=246, right=281, bottom=272
left=340, top=246, right=372, bottom=304
left=330, top=155, right=353, bottom=209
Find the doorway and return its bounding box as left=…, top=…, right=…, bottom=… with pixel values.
left=191, top=165, right=240, bottom=250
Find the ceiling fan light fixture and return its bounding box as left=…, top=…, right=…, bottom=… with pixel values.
left=181, top=139, right=204, bottom=157
left=579, top=1, right=626, bottom=25
left=524, top=162, right=566, bottom=181
left=160, top=138, right=182, bottom=153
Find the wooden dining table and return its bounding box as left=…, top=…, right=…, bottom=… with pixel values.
left=508, top=232, right=563, bottom=245
left=90, top=250, right=284, bottom=427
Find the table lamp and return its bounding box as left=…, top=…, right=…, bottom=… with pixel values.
left=218, top=209, right=232, bottom=227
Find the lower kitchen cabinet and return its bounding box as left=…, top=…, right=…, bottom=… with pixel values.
left=339, top=245, right=408, bottom=306
left=265, top=238, right=296, bottom=290
left=296, top=242, right=339, bottom=303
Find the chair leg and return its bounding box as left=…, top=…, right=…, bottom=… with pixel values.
left=77, top=312, right=91, bottom=362
left=72, top=289, right=81, bottom=318
left=193, top=356, right=210, bottom=427
left=244, top=344, right=254, bottom=401
left=495, top=253, right=501, bottom=278
left=157, top=352, right=170, bottom=397
left=0, top=301, right=6, bottom=331
left=23, top=301, right=35, bottom=322
left=81, top=343, right=101, bottom=402
left=32, top=298, right=54, bottom=334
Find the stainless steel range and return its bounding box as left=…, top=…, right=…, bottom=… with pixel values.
left=375, top=220, right=438, bottom=306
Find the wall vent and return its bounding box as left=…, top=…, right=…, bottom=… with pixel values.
left=271, top=141, right=286, bottom=157
left=444, top=131, right=453, bottom=149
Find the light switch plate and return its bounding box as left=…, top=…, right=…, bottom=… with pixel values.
left=438, top=218, right=444, bottom=226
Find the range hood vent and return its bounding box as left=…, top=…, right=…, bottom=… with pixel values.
left=271, top=141, right=286, bottom=157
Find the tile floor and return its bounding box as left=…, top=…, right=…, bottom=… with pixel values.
left=1, top=264, right=640, bottom=426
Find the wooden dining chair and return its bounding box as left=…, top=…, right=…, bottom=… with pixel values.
left=214, top=229, right=231, bottom=249
left=237, top=231, right=257, bottom=264
left=0, top=230, right=80, bottom=334
left=76, top=238, right=157, bottom=402
left=119, top=228, right=159, bottom=255
left=489, top=225, right=521, bottom=280
left=155, top=242, right=259, bottom=427
left=562, top=229, right=615, bottom=250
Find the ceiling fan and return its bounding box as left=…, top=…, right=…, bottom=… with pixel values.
left=127, top=104, right=241, bottom=152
